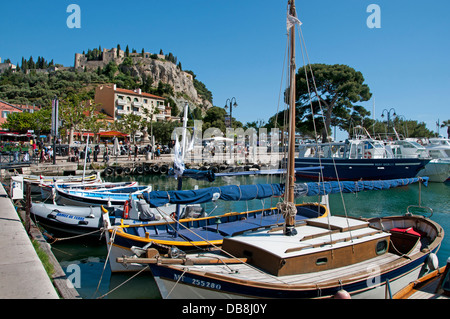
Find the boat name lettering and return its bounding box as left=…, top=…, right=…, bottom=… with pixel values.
left=56, top=212, right=85, bottom=221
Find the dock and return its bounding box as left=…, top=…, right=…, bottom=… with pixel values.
left=0, top=184, right=59, bottom=298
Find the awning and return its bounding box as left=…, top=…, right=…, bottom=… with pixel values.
left=98, top=131, right=129, bottom=137
left=73, top=132, right=94, bottom=137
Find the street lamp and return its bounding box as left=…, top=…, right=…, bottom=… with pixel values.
left=224, top=97, right=238, bottom=128
left=381, top=108, right=396, bottom=135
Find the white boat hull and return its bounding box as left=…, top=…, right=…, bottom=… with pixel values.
left=418, top=159, right=450, bottom=182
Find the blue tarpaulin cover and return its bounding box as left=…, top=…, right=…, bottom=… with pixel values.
left=143, top=177, right=427, bottom=207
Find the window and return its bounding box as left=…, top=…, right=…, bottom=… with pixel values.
left=376, top=239, right=388, bottom=255
left=2, top=111, right=9, bottom=118
left=316, top=257, right=328, bottom=266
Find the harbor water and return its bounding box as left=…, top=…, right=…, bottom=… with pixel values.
left=48, top=174, right=450, bottom=299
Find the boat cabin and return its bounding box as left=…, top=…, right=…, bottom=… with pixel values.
left=298, top=139, right=390, bottom=160
left=387, top=140, right=430, bottom=159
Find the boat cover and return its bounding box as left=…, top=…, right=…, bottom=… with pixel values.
left=143, top=177, right=428, bottom=207
left=294, top=177, right=428, bottom=197
left=144, top=183, right=285, bottom=207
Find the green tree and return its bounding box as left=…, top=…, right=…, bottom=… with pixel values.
left=441, top=120, right=450, bottom=138
left=295, top=64, right=372, bottom=142
left=116, top=113, right=145, bottom=143
left=59, top=92, right=91, bottom=144
left=2, top=107, right=51, bottom=134
left=202, top=106, right=242, bottom=133
left=151, top=121, right=181, bottom=144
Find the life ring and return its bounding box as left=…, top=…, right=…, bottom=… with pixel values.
left=123, top=200, right=130, bottom=219
left=364, top=151, right=372, bottom=159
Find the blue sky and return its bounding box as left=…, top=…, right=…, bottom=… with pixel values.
left=1, top=0, right=449, bottom=139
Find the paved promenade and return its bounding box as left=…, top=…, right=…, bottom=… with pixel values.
left=0, top=184, right=59, bottom=299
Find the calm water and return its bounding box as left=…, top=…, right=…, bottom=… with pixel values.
left=49, top=174, right=450, bottom=299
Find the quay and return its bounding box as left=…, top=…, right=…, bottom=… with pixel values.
left=0, top=183, right=59, bottom=298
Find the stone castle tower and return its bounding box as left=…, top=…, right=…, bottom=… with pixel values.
left=74, top=48, right=125, bottom=71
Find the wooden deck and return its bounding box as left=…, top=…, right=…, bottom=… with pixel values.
left=174, top=250, right=402, bottom=286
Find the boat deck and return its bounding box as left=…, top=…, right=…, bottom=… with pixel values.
left=162, top=216, right=430, bottom=287
left=406, top=278, right=449, bottom=299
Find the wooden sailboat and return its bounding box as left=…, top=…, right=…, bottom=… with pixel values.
left=113, top=0, right=445, bottom=299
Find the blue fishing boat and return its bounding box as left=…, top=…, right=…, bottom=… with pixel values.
left=55, top=183, right=152, bottom=207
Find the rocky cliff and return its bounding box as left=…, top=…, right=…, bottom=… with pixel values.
left=129, top=57, right=212, bottom=111
left=75, top=48, right=213, bottom=113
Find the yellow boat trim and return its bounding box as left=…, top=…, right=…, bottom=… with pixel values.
left=105, top=203, right=329, bottom=247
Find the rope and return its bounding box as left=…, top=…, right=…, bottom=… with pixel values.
left=48, top=228, right=104, bottom=244
left=92, top=227, right=117, bottom=299
left=276, top=201, right=296, bottom=220
left=96, top=265, right=150, bottom=299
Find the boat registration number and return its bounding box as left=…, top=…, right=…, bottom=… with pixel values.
left=174, top=274, right=222, bottom=290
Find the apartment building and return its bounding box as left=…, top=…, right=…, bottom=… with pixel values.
left=94, top=84, right=174, bottom=122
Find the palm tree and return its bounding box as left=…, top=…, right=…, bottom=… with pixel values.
left=441, top=120, right=450, bottom=138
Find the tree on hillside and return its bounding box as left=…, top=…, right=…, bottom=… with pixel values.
left=295, top=64, right=372, bottom=142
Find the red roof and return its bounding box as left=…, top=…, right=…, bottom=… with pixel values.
left=114, top=88, right=165, bottom=100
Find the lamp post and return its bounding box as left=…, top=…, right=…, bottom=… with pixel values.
left=224, top=97, right=238, bottom=128
left=381, top=108, right=396, bottom=135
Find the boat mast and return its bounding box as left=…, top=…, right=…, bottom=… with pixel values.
left=284, top=0, right=297, bottom=235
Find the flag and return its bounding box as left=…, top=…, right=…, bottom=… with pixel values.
left=287, top=14, right=302, bottom=31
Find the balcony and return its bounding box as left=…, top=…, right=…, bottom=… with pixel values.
left=116, top=109, right=127, bottom=115
left=157, top=104, right=166, bottom=111
left=116, top=99, right=127, bottom=106
left=133, top=111, right=142, bottom=116
left=132, top=101, right=142, bottom=107
left=155, top=113, right=166, bottom=120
